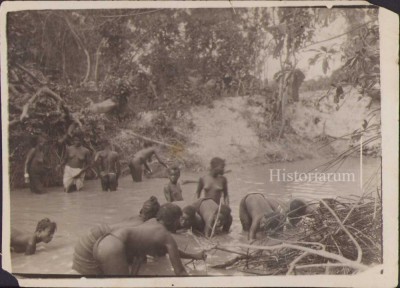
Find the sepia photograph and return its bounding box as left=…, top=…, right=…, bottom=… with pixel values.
left=0, top=1, right=398, bottom=287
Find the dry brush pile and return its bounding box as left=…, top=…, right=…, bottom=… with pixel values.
left=199, top=190, right=382, bottom=276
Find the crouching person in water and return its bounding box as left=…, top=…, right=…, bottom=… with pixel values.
left=192, top=198, right=232, bottom=237
left=11, top=218, right=57, bottom=255
left=128, top=142, right=168, bottom=182
left=239, top=193, right=308, bottom=240
left=170, top=201, right=203, bottom=232
left=73, top=196, right=161, bottom=275
left=95, top=140, right=121, bottom=192
left=164, top=166, right=183, bottom=202
left=73, top=203, right=206, bottom=276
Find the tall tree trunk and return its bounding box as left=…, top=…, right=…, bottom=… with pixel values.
left=61, top=30, right=69, bottom=81
left=278, top=32, right=291, bottom=139
left=63, top=16, right=91, bottom=84
left=94, top=38, right=106, bottom=86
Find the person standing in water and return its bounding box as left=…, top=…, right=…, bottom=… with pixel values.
left=164, top=166, right=183, bottom=202
left=24, top=134, right=49, bottom=194
left=95, top=140, right=121, bottom=191
left=196, top=157, right=229, bottom=206
left=58, top=135, right=91, bottom=192
left=128, top=142, right=168, bottom=182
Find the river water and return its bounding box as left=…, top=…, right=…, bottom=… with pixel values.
left=9, top=157, right=380, bottom=276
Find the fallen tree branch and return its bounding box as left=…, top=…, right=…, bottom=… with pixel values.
left=20, top=87, right=65, bottom=121
left=213, top=246, right=249, bottom=257
left=287, top=252, right=309, bottom=275
left=293, top=263, right=356, bottom=271
left=15, top=63, right=48, bottom=85
left=320, top=199, right=363, bottom=263
left=221, top=243, right=369, bottom=271
left=210, top=255, right=248, bottom=269
left=122, top=130, right=183, bottom=150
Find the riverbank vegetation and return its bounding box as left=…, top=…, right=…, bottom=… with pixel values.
left=7, top=7, right=380, bottom=188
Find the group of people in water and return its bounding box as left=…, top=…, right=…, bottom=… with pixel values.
left=16, top=134, right=311, bottom=276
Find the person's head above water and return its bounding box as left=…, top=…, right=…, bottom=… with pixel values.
left=287, top=199, right=308, bottom=226
left=180, top=205, right=196, bottom=229
left=35, top=218, right=57, bottom=243
left=139, top=196, right=161, bottom=221
left=210, top=157, right=225, bottom=176
left=167, top=166, right=180, bottom=184
left=156, top=203, right=182, bottom=233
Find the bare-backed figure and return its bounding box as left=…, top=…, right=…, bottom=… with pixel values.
left=58, top=136, right=91, bottom=192
left=95, top=140, right=121, bottom=192
left=24, top=135, right=49, bottom=194
left=192, top=198, right=232, bottom=237
left=196, top=157, right=229, bottom=206
left=164, top=166, right=183, bottom=202
left=11, top=218, right=57, bottom=255
left=128, top=142, right=168, bottom=182
left=73, top=203, right=206, bottom=276
left=73, top=196, right=161, bottom=275
left=239, top=193, right=308, bottom=240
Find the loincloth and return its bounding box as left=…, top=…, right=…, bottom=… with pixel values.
left=63, top=165, right=85, bottom=191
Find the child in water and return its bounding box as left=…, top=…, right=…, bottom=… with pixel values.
left=164, top=166, right=183, bottom=202
left=196, top=157, right=229, bottom=206
left=11, top=218, right=57, bottom=255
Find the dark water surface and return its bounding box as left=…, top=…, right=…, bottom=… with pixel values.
left=9, top=157, right=380, bottom=276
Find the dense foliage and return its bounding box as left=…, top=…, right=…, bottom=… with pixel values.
left=6, top=7, right=379, bottom=188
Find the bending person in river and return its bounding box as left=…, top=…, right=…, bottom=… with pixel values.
left=95, top=140, right=121, bottom=192
left=73, top=196, right=160, bottom=275
left=192, top=198, right=232, bottom=237
left=11, top=218, right=57, bottom=255
left=58, top=135, right=91, bottom=193
left=73, top=203, right=206, bottom=276
left=239, top=193, right=309, bottom=240
left=24, top=134, right=49, bottom=194
left=196, top=157, right=229, bottom=206
left=128, top=142, right=168, bottom=182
